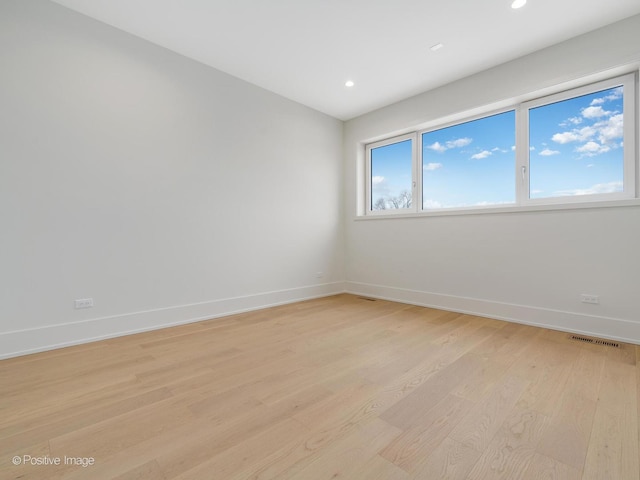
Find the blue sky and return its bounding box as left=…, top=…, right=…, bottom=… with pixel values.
left=371, top=139, right=412, bottom=209
left=529, top=86, right=624, bottom=199
left=371, top=85, right=624, bottom=210
left=422, top=111, right=515, bottom=208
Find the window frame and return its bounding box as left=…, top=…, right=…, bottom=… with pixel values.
left=365, top=132, right=418, bottom=216
left=519, top=73, right=636, bottom=206
left=363, top=72, right=638, bottom=217
left=418, top=106, right=518, bottom=213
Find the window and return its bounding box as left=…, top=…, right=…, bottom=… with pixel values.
left=422, top=110, right=515, bottom=209
left=523, top=77, right=634, bottom=203
left=366, top=133, right=416, bottom=214
left=364, top=73, right=637, bottom=215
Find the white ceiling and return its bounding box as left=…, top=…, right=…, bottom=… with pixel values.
left=51, top=0, right=640, bottom=120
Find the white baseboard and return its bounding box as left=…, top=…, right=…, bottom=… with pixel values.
left=3, top=279, right=637, bottom=359
left=345, top=281, right=640, bottom=346
left=0, top=282, right=346, bottom=360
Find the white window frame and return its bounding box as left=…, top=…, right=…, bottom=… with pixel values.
left=365, top=132, right=418, bottom=215
left=363, top=72, right=638, bottom=217
left=519, top=73, right=636, bottom=206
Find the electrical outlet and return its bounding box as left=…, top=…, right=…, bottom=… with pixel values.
left=74, top=298, right=94, bottom=309
left=580, top=294, right=599, bottom=305
left=315, top=271, right=324, bottom=278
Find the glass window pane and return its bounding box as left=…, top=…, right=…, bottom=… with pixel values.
left=422, top=111, right=515, bottom=209
left=370, top=139, right=413, bottom=210
left=529, top=86, right=624, bottom=199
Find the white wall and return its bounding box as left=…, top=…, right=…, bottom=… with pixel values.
left=2, top=3, right=638, bottom=360
left=0, top=0, right=344, bottom=358
left=344, top=15, right=640, bottom=344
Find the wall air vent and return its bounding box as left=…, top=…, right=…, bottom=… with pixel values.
left=568, top=334, right=620, bottom=348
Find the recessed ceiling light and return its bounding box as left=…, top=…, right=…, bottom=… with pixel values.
left=511, top=0, right=526, bottom=8
left=430, top=43, right=444, bottom=52
left=345, top=80, right=355, bottom=87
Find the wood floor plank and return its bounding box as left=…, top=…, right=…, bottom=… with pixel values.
left=156, top=384, right=334, bottom=479
left=223, top=426, right=331, bottom=479
left=380, top=353, right=485, bottom=430
left=408, top=437, right=481, bottom=480
left=510, top=337, right=577, bottom=416
left=452, top=358, right=512, bottom=402
left=274, top=418, right=401, bottom=480
left=1, top=354, right=153, bottom=416
left=0, top=386, right=175, bottom=456
left=0, top=294, right=636, bottom=480
left=350, top=454, right=410, bottom=480
left=48, top=394, right=197, bottom=460
left=111, top=460, right=168, bottom=480
left=492, top=323, right=543, bottom=362
left=379, top=393, right=473, bottom=471
left=583, top=357, right=639, bottom=480
left=562, top=348, right=605, bottom=402
left=1, top=441, right=52, bottom=480
left=536, top=390, right=596, bottom=470
left=448, top=374, right=529, bottom=453
left=291, top=380, right=383, bottom=431
left=168, top=418, right=310, bottom=480
left=466, top=408, right=549, bottom=480
left=520, top=452, right=581, bottom=480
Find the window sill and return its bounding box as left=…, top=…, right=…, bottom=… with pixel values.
left=355, top=198, right=640, bottom=220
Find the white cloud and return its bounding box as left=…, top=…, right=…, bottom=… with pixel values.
left=550, top=88, right=623, bottom=154
left=426, top=137, right=472, bottom=153
left=529, top=146, right=535, bottom=151
left=576, top=141, right=610, bottom=156
left=552, top=126, right=596, bottom=144
left=590, top=87, right=623, bottom=106
left=424, top=162, right=443, bottom=171
left=587, top=164, right=595, bottom=168
left=426, top=141, right=447, bottom=153
left=372, top=176, right=391, bottom=199
left=423, top=199, right=444, bottom=209
left=553, top=113, right=622, bottom=151
left=552, top=132, right=578, bottom=144
left=531, top=189, right=543, bottom=194
left=560, top=116, right=583, bottom=127
left=610, top=86, right=623, bottom=98
left=596, top=114, right=623, bottom=143
left=582, top=106, right=613, bottom=119
left=447, top=137, right=472, bottom=148
left=539, top=148, right=560, bottom=156
left=471, top=150, right=492, bottom=160
left=554, top=181, right=622, bottom=197
left=576, top=142, right=601, bottom=153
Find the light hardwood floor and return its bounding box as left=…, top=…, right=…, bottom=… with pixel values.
left=1, top=294, right=638, bottom=479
